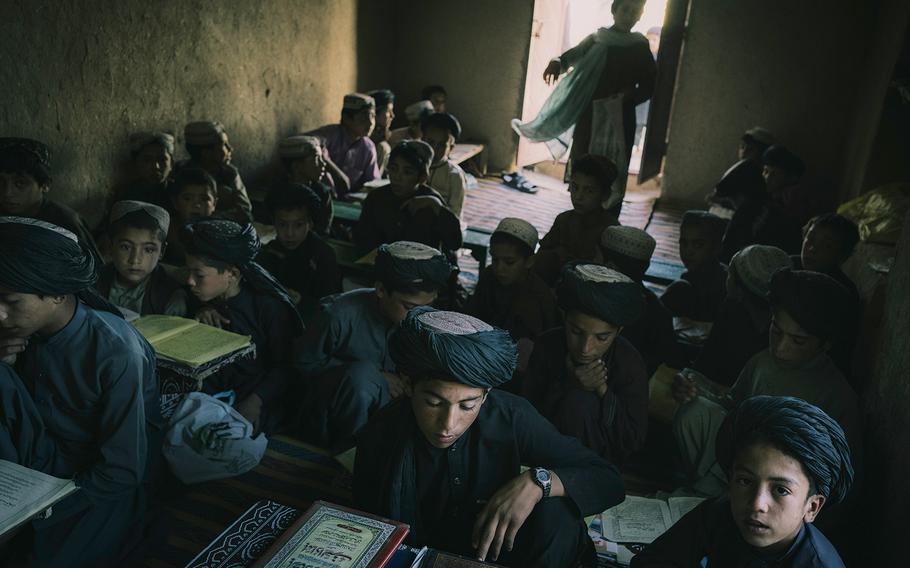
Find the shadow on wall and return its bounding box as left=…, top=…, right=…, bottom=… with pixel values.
left=0, top=0, right=359, bottom=225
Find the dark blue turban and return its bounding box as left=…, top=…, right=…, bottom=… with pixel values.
left=390, top=140, right=434, bottom=175
left=375, top=241, right=454, bottom=293
left=0, top=217, right=121, bottom=316
left=716, top=395, right=854, bottom=505
left=768, top=268, right=851, bottom=342
left=390, top=306, right=517, bottom=388
left=556, top=262, right=645, bottom=326
left=180, top=218, right=301, bottom=329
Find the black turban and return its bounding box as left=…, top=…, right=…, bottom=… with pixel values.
left=266, top=182, right=323, bottom=221
left=367, top=89, right=395, bottom=108
left=390, top=306, right=517, bottom=388
left=375, top=241, right=454, bottom=292
left=768, top=268, right=851, bottom=342
left=180, top=219, right=301, bottom=329
left=716, top=395, right=854, bottom=505
left=762, top=145, right=805, bottom=177
left=556, top=262, right=645, bottom=326
left=714, top=160, right=765, bottom=201
left=421, top=112, right=462, bottom=140
left=0, top=137, right=52, bottom=185
left=681, top=210, right=728, bottom=242
left=0, top=217, right=121, bottom=316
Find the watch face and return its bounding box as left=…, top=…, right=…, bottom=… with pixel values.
left=536, top=469, right=551, bottom=483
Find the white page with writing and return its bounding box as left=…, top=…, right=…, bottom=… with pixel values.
left=668, top=496, right=706, bottom=524
left=601, top=495, right=673, bottom=544
left=0, top=460, right=76, bottom=536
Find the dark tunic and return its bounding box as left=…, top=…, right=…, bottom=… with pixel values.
left=31, top=198, right=103, bottom=263
left=353, top=184, right=463, bottom=254
left=621, top=285, right=684, bottom=376
left=256, top=233, right=341, bottom=317
left=196, top=285, right=299, bottom=434
left=631, top=497, right=846, bottom=567
left=720, top=193, right=803, bottom=263
left=535, top=208, right=620, bottom=286
left=178, top=159, right=253, bottom=224
left=354, top=390, right=625, bottom=566
left=95, top=264, right=185, bottom=316
left=0, top=302, right=158, bottom=566
left=467, top=267, right=562, bottom=341
left=691, top=297, right=769, bottom=387
left=522, top=330, right=648, bottom=464
left=660, top=261, right=728, bottom=322
left=562, top=33, right=656, bottom=160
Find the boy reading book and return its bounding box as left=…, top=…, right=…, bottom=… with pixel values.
left=354, top=307, right=625, bottom=567
left=182, top=218, right=302, bottom=435
left=294, top=241, right=453, bottom=450
left=0, top=219, right=158, bottom=566
left=534, top=154, right=620, bottom=285
left=257, top=183, right=341, bottom=317
left=96, top=200, right=188, bottom=317
left=632, top=396, right=852, bottom=567
left=354, top=140, right=462, bottom=256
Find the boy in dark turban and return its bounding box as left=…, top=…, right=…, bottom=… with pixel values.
left=355, top=307, right=625, bottom=567
left=0, top=217, right=158, bottom=567
left=633, top=396, right=852, bottom=567
left=522, top=263, right=648, bottom=464
left=181, top=218, right=302, bottom=435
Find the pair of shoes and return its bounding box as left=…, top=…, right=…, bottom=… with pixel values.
left=501, top=172, right=539, bottom=194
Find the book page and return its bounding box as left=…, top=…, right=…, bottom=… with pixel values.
left=602, top=496, right=672, bottom=544
left=668, top=497, right=706, bottom=524
left=133, top=315, right=198, bottom=344
left=0, top=460, right=77, bottom=536
left=153, top=324, right=251, bottom=367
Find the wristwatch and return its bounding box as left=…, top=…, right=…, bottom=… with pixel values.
left=531, top=467, right=551, bottom=499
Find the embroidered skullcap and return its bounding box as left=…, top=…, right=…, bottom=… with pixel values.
left=493, top=218, right=539, bottom=252
left=375, top=241, right=454, bottom=292
left=278, top=135, right=322, bottom=159
left=0, top=137, right=52, bottom=184
left=343, top=93, right=375, bottom=112
left=421, top=113, right=462, bottom=140
left=762, top=145, right=805, bottom=177
left=109, top=200, right=170, bottom=235
left=600, top=225, right=656, bottom=262
left=390, top=306, right=517, bottom=388
left=768, top=268, right=851, bottom=342
left=129, top=131, right=175, bottom=156
left=557, top=262, right=645, bottom=325
left=729, top=245, right=792, bottom=298
left=716, top=395, right=854, bottom=505
left=742, top=127, right=775, bottom=147
left=390, top=140, right=435, bottom=175
left=404, top=100, right=435, bottom=122
left=184, top=121, right=227, bottom=147
left=0, top=217, right=121, bottom=316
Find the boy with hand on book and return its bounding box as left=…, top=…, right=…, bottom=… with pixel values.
left=354, top=140, right=463, bottom=256
left=257, top=183, right=341, bottom=318
left=467, top=218, right=561, bottom=375
left=632, top=396, right=852, bottom=567
left=534, top=154, right=620, bottom=286
left=294, top=241, right=454, bottom=450
left=96, top=200, right=188, bottom=317
left=0, top=218, right=159, bottom=567
left=182, top=218, right=302, bottom=435
left=354, top=307, right=625, bottom=567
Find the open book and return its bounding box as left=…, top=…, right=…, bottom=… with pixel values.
left=601, top=495, right=705, bottom=544
left=132, top=315, right=255, bottom=379
left=0, top=460, right=78, bottom=537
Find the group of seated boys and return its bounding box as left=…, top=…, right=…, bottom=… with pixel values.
left=0, top=90, right=864, bottom=567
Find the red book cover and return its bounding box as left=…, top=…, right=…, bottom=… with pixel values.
left=251, top=500, right=409, bottom=568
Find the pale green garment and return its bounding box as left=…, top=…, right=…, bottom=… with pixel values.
left=513, top=27, right=647, bottom=159
left=108, top=277, right=187, bottom=317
